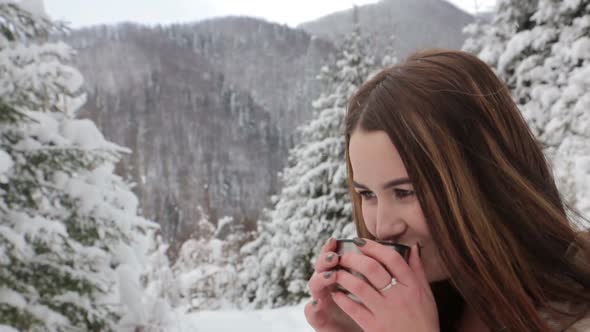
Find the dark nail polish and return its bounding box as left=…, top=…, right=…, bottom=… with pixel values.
left=312, top=299, right=318, bottom=306
left=326, top=252, right=335, bottom=263
left=417, top=242, right=422, bottom=258
left=323, top=271, right=333, bottom=279
left=352, top=237, right=366, bottom=247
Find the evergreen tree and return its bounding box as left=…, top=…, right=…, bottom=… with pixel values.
left=464, top=0, right=590, bottom=217
left=172, top=210, right=252, bottom=310
left=239, top=26, right=378, bottom=308
left=0, top=2, right=161, bottom=330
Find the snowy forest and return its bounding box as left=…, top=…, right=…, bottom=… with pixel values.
left=0, top=0, right=589, bottom=331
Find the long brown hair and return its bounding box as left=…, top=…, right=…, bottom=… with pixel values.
left=345, top=49, right=590, bottom=332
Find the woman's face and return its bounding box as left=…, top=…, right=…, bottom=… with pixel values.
left=349, top=129, right=448, bottom=282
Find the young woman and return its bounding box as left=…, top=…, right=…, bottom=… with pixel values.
left=304, top=49, right=590, bottom=332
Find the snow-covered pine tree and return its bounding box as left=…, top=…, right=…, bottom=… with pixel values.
left=0, top=2, right=163, bottom=331
left=172, top=209, right=252, bottom=310
left=464, top=0, right=590, bottom=218
left=239, top=25, right=378, bottom=308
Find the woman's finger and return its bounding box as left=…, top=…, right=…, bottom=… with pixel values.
left=314, top=250, right=340, bottom=272
left=338, top=252, right=393, bottom=293
left=334, top=269, right=382, bottom=310
left=307, top=269, right=337, bottom=302
left=408, top=242, right=430, bottom=291
left=313, top=237, right=338, bottom=272
left=352, top=238, right=416, bottom=287
left=304, top=298, right=325, bottom=327
left=330, top=289, right=373, bottom=331
left=322, top=237, right=337, bottom=252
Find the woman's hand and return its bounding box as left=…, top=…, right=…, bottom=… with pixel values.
left=304, top=238, right=363, bottom=332
left=331, top=238, right=439, bottom=332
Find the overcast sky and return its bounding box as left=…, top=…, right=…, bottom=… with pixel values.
left=44, top=0, right=496, bottom=28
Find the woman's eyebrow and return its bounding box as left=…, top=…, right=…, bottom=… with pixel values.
left=352, top=178, right=412, bottom=190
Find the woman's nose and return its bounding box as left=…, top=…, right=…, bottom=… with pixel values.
left=376, top=201, right=395, bottom=226
left=376, top=203, right=407, bottom=240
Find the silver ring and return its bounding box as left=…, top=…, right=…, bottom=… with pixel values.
left=378, top=277, right=398, bottom=293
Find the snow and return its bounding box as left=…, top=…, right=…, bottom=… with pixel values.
left=0, top=225, right=30, bottom=258
left=571, top=37, right=590, bottom=60
left=0, top=325, right=20, bottom=332
left=497, top=31, right=532, bottom=72
left=574, top=156, right=590, bottom=214
left=62, top=118, right=128, bottom=152
left=562, top=0, right=582, bottom=11
left=18, top=0, right=46, bottom=17
left=0, top=287, right=27, bottom=309
left=11, top=212, right=68, bottom=247
left=0, top=150, right=14, bottom=182
left=117, top=264, right=149, bottom=325
left=169, top=302, right=313, bottom=332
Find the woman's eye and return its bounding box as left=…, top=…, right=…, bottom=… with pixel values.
left=358, top=190, right=375, bottom=200
left=394, top=189, right=415, bottom=200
